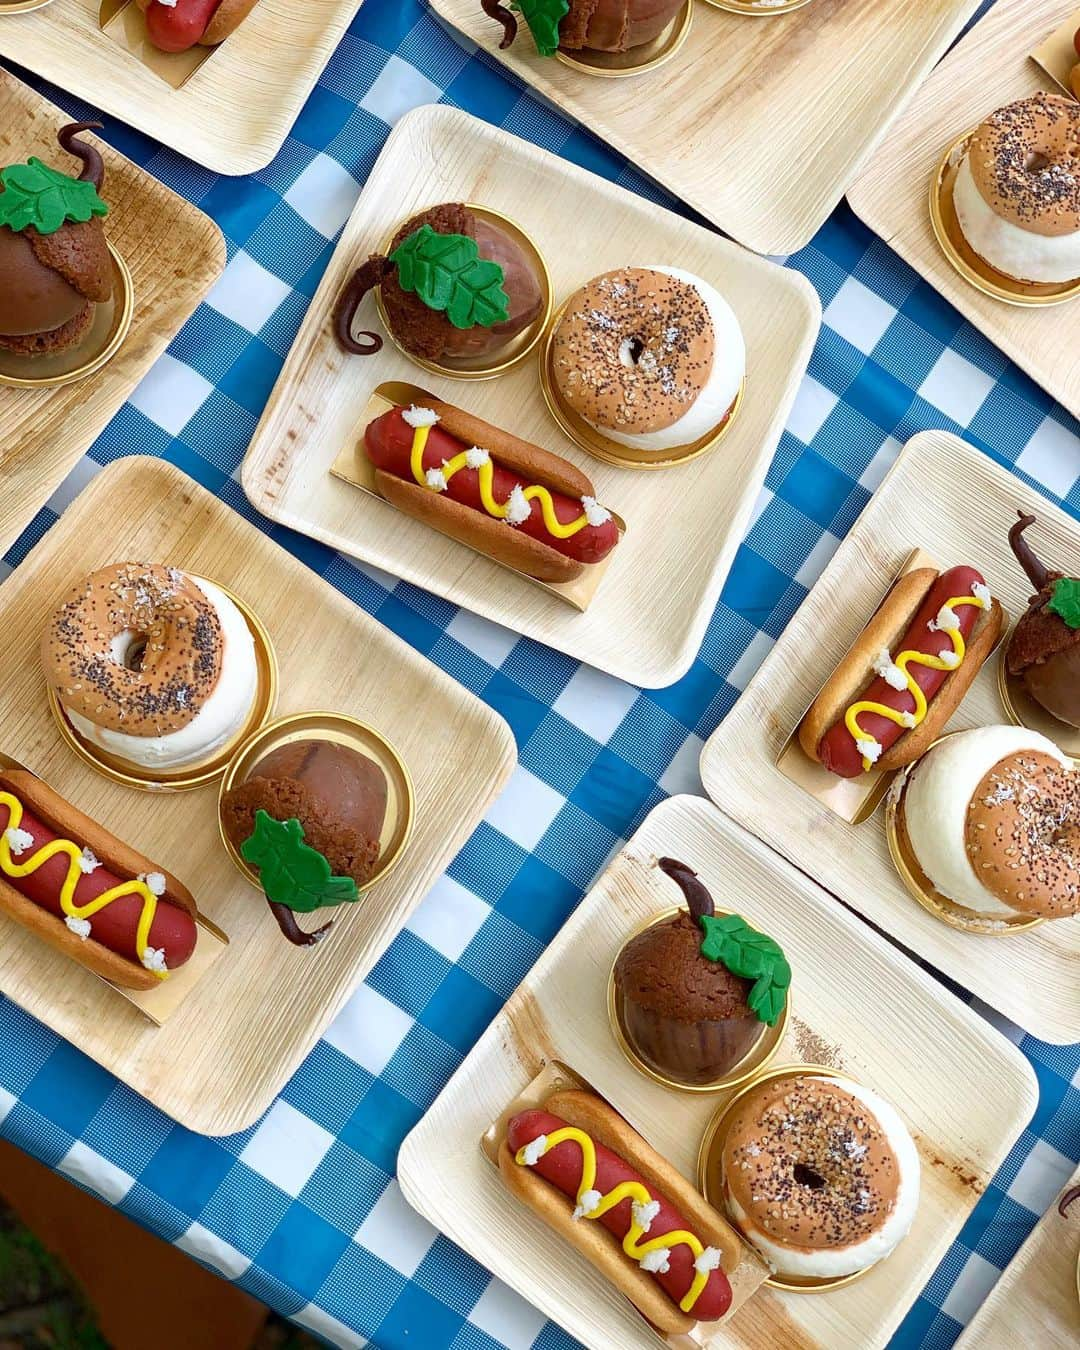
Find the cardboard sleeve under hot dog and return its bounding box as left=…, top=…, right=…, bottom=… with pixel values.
left=0, top=767, right=198, bottom=991
left=797, top=564, right=1004, bottom=778
left=363, top=401, right=620, bottom=584
left=498, top=1089, right=738, bottom=1334
left=135, top=0, right=261, bottom=53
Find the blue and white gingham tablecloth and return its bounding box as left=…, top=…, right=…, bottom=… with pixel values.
left=1, top=2, right=1078, bottom=1347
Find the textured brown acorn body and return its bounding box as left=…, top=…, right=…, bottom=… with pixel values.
left=0, top=125, right=112, bottom=357
left=1006, top=513, right=1080, bottom=729
left=559, top=0, right=685, bottom=52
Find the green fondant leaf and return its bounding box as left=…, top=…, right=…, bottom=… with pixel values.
left=389, top=224, right=510, bottom=330
left=0, top=158, right=107, bottom=236
left=240, top=810, right=360, bottom=913
left=698, top=913, right=789, bottom=1027
left=1048, top=576, right=1080, bottom=631
left=510, top=0, right=570, bottom=57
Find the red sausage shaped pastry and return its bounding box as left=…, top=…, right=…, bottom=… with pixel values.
left=0, top=767, right=198, bottom=990
left=364, top=401, right=619, bottom=583
left=798, top=565, right=1003, bottom=779
left=499, top=1090, right=737, bottom=1332
left=135, top=0, right=260, bottom=53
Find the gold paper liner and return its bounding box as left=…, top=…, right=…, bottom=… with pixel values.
left=703, top=0, right=815, bottom=13
left=217, top=710, right=415, bottom=899
left=884, top=748, right=1044, bottom=936
left=554, top=1, right=692, bottom=78
left=997, top=643, right=1080, bottom=764
left=697, top=1063, right=891, bottom=1293
left=607, top=905, right=788, bottom=1093
left=0, top=244, right=134, bottom=388
left=539, top=298, right=744, bottom=470
left=47, top=579, right=277, bottom=793
left=372, top=205, right=553, bottom=380
left=929, top=130, right=1080, bottom=308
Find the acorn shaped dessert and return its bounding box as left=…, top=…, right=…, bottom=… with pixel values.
left=482, top=0, right=685, bottom=57
left=1006, top=512, right=1080, bottom=731
left=612, top=858, right=790, bottom=1088
left=334, top=202, right=545, bottom=372
left=0, top=123, right=112, bottom=358
left=220, top=739, right=388, bottom=946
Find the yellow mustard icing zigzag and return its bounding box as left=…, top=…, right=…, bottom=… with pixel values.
left=0, top=791, right=167, bottom=978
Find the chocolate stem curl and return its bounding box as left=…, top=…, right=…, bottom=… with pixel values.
left=58, top=122, right=105, bottom=189
left=481, top=0, right=518, bottom=47
left=658, top=856, right=714, bottom=922
left=333, top=255, right=393, bottom=355
left=1009, top=511, right=1052, bottom=592
left=268, top=900, right=335, bottom=948
left=1058, top=1184, right=1080, bottom=1218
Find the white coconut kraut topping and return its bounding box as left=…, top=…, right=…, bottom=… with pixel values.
left=572, top=1189, right=602, bottom=1220
left=858, top=738, right=883, bottom=765
left=971, top=581, right=991, bottom=606
left=65, top=916, right=92, bottom=940
left=521, top=1135, right=547, bottom=1166
left=402, top=405, right=439, bottom=428
left=639, top=1248, right=671, bottom=1274
left=3, top=827, right=34, bottom=856
left=695, top=1247, right=722, bottom=1275
left=425, top=467, right=448, bottom=492
left=465, top=446, right=489, bottom=469
left=78, top=847, right=100, bottom=875
left=141, top=947, right=168, bottom=973
left=930, top=605, right=961, bottom=633
left=631, top=1199, right=660, bottom=1233
left=581, top=495, right=611, bottom=527
left=873, top=648, right=907, bottom=692
left=504, top=485, right=531, bottom=526
left=140, top=872, right=166, bottom=897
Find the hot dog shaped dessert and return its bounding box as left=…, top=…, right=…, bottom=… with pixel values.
left=0, top=766, right=198, bottom=990
left=363, top=401, right=620, bottom=584
left=798, top=565, right=1003, bottom=779
left=499, top=1089, right=736, bottom=1332
left=135, top=0, right=260, bottom=53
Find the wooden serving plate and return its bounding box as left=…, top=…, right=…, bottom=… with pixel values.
left=428, top=0, right=983, bottom=255
left=0, top=457, right=515, bottom=1134
left=700, top=429, right=1080, bottom=1043
left=241, top=104, right=819, bottom=687
left=847, top=0, right=1080, bottom=422
left=398, top=795, right=1037, bottom=1350
left=0, top=0, right=361, bottom=174
left=956, top=1164, right=1080, bottom=1347
left=0, top=71, right=225, bottom=557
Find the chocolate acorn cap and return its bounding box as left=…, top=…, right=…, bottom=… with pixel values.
left=0, top=123, right=112, bottom=355
left=333, top=202, right=542, bottom=362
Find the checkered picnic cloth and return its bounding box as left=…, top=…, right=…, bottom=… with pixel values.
left=1, top=1, right=1078, bottom=1347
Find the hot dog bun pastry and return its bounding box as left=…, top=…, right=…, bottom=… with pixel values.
left=798, top=565, right=1002, bottom=778
left=364, top=400, right=619, bottom=583
left=498, top=1089, right=738, bottom=1333
left=0, top=767, right=197, bottom=991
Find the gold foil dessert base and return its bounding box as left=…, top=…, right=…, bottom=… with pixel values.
left=48, top=579, right=277, bottom=793
left=607, top=905, right=788, bottom=1093
left=374, top=205, right=552, bottom=380
left=704, top=0, right=815, bottom=14
left=930, top=131, right=1080, bottom=308
left=697, top=1063, right=884, bottom=1293
left=555, top=1, right=692, bottom=78
left=539, top=299, right=744, bottom=470
left=0, top=245, right=133, bottom=389
left=218, top=711, right=415, bottom=896
left=997, top=645, right=1080, bottom=764
left=98, top=1, right=216, bottom=90
left=885, top=754, right=1044, bottom=936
